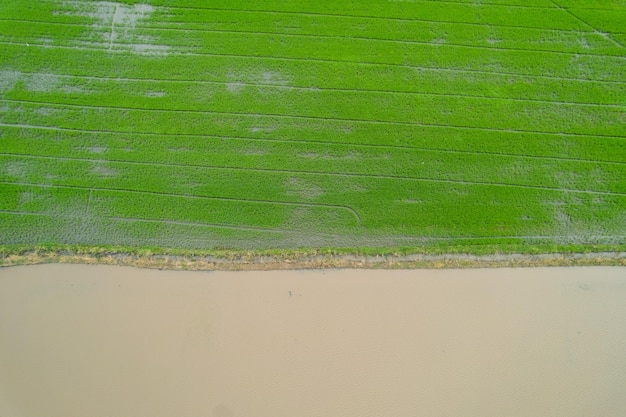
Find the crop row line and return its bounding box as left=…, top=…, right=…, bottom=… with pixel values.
left=80, top=2, right=596, bottom=33
left=4, top=123, right=625, bottom=166
left=141, top=8, right=626, bottom=36
left=53, top=0, right=626, bottom=13
left=161, top=0, right=550, bottom=12
left=386, top=235, right=626, bottom=242
left=2, top=153, right=625, bottom=198
left=2, top=18, right=621, bottom=59
left=407, top=65, right=624, bottom=85
left=550, top=0, right=625, bottom=49
left=12, top=70, right=624, bottom=109
left=145, top=23, right=626, bottom=54
left=1, top=40, right=622, bottom=85
left=4, top=98, right=624, bottom=140
left=384, top=234, right=625, bottom=242
left=7, top=26, right=626, bottom=65
left=4, top=11, right=619, bottom=39
left=0, top=181, right=362, bottom=226
left=130, top=25, right=626, bottom=59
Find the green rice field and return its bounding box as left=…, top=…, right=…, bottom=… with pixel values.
left=1, top=0, right=625, bottom=251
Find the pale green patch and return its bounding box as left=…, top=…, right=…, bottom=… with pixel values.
left=285, top=177, right=324, bottom=200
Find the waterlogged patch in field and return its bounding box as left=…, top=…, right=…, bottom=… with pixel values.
left=0, top=0, right=169, bottom=55
left=0, top=0, right=625, bottom=250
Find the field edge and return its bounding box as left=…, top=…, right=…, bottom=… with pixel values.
left=1, top=244, right=625, bottom=270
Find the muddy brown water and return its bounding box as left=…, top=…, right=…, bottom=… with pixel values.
left=0, top=265, right=625, bottom=417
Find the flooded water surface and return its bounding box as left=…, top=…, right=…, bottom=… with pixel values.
left=0, top=265, right=625, bottom=417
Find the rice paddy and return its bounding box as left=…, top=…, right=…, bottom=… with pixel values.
left=0, top=0, right=625, bottom=251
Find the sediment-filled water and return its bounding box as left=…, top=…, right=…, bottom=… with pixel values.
left=1, top=264, right=625, bottom=417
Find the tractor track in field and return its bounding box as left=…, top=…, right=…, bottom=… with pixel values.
left=3, top=33, right=624, bottom=70
left=2, top=210, right=623, bottom=248
left=3, top=157, right=626, bottom=198
left=0, top=210, right=358, bottom=239
left=42, top=0, right=624, bottom=13
left=8, top=70, right=624, bottom=108
left=0, top=14, right=603, bottom=34
left=4, top=135, right=626, bottom=166
left=1, top=210, right=366, bottom=241
left=2, top=98, right=623, bottom=139
left=3, top=123, right=626, bottom=166
left=3, top=150, right=626, bottom=195
left=107, top=26, right=626, bottom=58
left=153, top=0, right=626, bottom=13
left=88, top=3, right=591, bottom=32
left=0, top=210, right=299, bottom=235
left=0, top=182, right=362, bottom=226
left=129, top=8, right=626, bottom=34
left=2, top=18, right=623, bottom=59
left=0, top=40, right=623, bottom=84
left=550, top=0, right=625, bottom=49
left=4, top=12, right=623, bottom=37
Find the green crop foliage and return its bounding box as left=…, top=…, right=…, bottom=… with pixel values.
left=0, top=0, right=624, bottom=252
